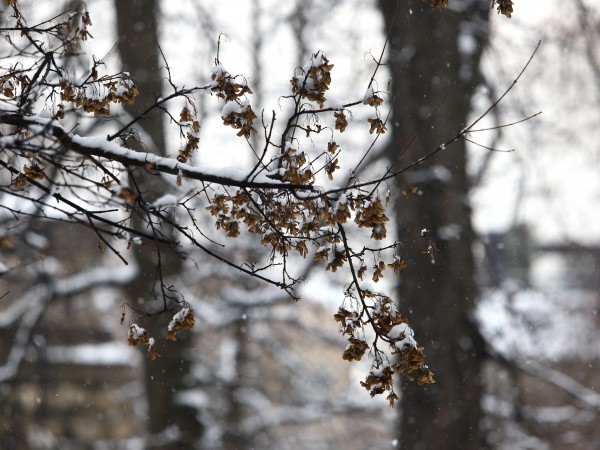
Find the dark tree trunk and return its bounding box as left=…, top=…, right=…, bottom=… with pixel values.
left=377, top=1, right=489, bottom=448
left=115, top=0, right=164, bottom=152
left=114, top=1, right=203, bottom=447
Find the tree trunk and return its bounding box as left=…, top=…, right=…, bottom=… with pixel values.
left=378, top=1, right=489, bottom=448
left=115, top=1, right=203, bottom=447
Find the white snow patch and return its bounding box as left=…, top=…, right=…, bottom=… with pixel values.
left=46, top=342, right=140, bottom=366
left=168, top=307, right=191, bottom=331
left=151, top=194, right=179, bottom=208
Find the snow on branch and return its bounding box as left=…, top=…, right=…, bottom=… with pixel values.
left=0, top=285, right=48, bottom=384
left=514, top=358, right=600, bottom=411
left=0, top=113, right=314, bottom=191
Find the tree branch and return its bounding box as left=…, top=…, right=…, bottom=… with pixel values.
left=0, top=113, right=316, bottom=192
left=513, top=358, right=600, bottom=411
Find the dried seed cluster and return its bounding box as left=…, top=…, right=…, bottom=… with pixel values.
left=212, top=64, right=257, bottom=139
left=59, top=75, right=138, bottom=117
left=336, top=293, right=434, bottom=406
left=290, top=51, right=334, bottom=108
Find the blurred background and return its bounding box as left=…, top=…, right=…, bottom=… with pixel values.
left=0, top=0, right=599, bottom=449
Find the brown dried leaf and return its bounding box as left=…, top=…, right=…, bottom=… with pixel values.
left=334, top=111, right=348, bottom=133
left=492, top=0, right=513, bottom=18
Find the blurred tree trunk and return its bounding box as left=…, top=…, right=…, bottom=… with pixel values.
left=378, top=1, right=489, bottom=448
left=221, top=309, right=252, bottom=450
left=115, top=1, right=203, bottom=447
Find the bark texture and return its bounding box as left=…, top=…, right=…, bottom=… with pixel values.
left=378, top=1, right=490, bottom=448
